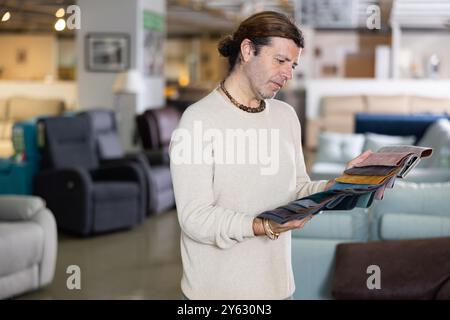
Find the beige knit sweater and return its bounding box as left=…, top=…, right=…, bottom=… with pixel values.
left=169, top=89, right=327, bottom=300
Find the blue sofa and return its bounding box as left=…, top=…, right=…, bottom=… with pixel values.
left=292, top=181, right=450, bottom=300
left=355, top=113, right=450, bottom=143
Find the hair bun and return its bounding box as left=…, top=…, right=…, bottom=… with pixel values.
left=218, top=35, right=235, bottom=57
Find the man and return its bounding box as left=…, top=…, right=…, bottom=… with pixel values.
left=169, top=11, right=371, bottom=300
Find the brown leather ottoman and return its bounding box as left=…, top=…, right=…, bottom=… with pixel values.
left=332, top=237, right=450, bottom=299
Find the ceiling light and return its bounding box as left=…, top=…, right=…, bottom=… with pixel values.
left=55, top=8, right=65, bottom=18
left=1, top=11, right=11, bottom=22
left=54, top=18, right=66, bottom=31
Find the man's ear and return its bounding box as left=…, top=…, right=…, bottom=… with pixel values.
left=240, top=38, right=255, bottom=63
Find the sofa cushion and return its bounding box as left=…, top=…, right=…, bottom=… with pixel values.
left=292, top=208, right=369, bottom=241
left=8, top=97, right=64, bottom=121
left=402, top=167, right=450, bottom=183
left=377, top=181, right=450, bottom=213
left=355, top=113, right=446, bottom=143
left=380, top=213, right=450, bottom=240
left=362, top=132, right=415, bottom=152
left=371, top=181, right=450, bottom=240
left=97, top=133, right=124, bottom=159
left=93, top=182, right=139, bottom=201
left=89, top=110, right=115, bottom=132
left=322, top=116, right=355, bottom=133
left=417, top=119, right=450, bottom=168
left=316, top=132, right=365, bottom=164
left=0, top=221, right=43, bottom=278
left=0, top=196, right=45, bottom=221
left=366, top=95, right=410, bottom=114
left=410, top=96, right=450, bottom=114
left=310, top=162, right=346, bottom=181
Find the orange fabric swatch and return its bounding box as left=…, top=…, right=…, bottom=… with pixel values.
left=335, top=170, right=399, bottom=185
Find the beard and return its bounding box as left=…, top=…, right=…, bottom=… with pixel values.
left=258, top=89, right=277, bottom=100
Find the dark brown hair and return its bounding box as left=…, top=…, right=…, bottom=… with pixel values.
left=218, top=11, right=304, bottom=72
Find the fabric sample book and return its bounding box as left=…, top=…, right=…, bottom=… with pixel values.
left=258, top=145, right=433, bottom=224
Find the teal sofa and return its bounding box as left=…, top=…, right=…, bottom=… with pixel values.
left=292, top=181, right=450, bottom=299
left=0, top=120, right=41, bottom=195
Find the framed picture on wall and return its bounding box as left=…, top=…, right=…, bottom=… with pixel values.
left=85, top=33, right=130, bottom=72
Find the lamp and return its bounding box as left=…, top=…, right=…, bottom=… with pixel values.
left=113, top=69, right=144, bottom=94
left=112, top=69, right=144, bottom=151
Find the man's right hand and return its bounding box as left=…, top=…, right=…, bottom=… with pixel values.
left=253, top=215, right=313, bottom=236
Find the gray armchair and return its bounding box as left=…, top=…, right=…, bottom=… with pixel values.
left=0, top=196, right=57, bottom=299
left=81, top=109, right=177, bottom=215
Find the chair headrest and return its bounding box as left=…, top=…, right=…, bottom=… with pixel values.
left=82, top=110, right=116, bottom=133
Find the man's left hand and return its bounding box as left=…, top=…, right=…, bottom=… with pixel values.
left=345, top=150, right=373, bottom=170
left=324, top=150, right=373, bottom=191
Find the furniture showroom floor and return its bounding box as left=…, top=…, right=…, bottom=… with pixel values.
left=18, top=210, right=183, bottom=300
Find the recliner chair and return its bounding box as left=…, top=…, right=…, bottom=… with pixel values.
left=136, top=107, right=181, bottom=214
left=136, top=106, right=180, bottom=160
left=33, top=115, right=146, bottom=236
left=80, top=109, right=176, bottom=215
left=0, top=195, right=57, bottom=299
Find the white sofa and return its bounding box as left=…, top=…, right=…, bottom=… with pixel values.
left=0, top=196, right=57, bottom=299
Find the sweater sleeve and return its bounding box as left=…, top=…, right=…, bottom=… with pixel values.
left=169, top=109, right=255, bottom=249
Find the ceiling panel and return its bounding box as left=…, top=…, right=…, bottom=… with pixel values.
left=0, top=0, right=448, bottom=36
left=390, top=0, right=450, bottom=29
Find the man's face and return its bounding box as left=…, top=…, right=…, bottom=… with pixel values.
left=244, top=37, right=301, bottom=100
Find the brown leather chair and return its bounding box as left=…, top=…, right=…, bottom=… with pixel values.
left=136, top=107, right=181, bottom=214
left=137, top=106, right=180, bottom=154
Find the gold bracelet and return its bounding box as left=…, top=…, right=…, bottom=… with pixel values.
left=263, top=218, right=280, bottom=240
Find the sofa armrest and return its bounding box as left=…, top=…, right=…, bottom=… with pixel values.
left=0, top=195, right=45, bottom=221
left=34, top=167, right=93, bottom=235
left=34, top=167, right=92, bottom=196
left=30, top=207, right=57, bottom=287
